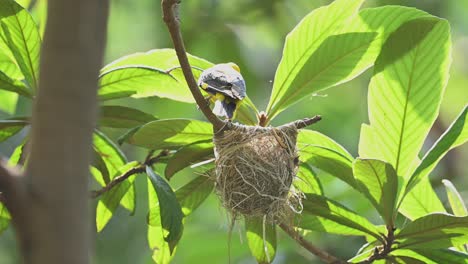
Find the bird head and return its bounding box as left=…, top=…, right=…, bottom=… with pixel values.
left=227, top=62, right=241, bottom=73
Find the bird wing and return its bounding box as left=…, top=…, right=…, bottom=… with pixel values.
left=198, top=65, right=246, bottom=100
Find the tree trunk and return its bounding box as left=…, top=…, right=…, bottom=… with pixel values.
left=0, top=1, right=109, bottom=263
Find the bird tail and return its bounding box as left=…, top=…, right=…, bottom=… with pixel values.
left=213, top=100, right=237, bottom=119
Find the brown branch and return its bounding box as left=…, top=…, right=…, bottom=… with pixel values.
left=90, top=150, right=169, bottom=198
left=161, top=0, right=225, bottom=132
left=289, top=115, right=322, bottom=130
left=279, top=223, right=347, bottom=264
left=359, top=226, right=395, bottom=264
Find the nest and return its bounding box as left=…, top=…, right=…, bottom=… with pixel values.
left=213, top=123, right=303, bottom=222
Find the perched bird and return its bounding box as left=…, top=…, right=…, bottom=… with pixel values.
left=197, top=62, right=246, bottom=120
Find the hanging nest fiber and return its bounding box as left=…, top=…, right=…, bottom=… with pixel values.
left=213, top=123, right=303, bottom=222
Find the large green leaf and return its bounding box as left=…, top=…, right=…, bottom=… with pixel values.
left=404, top=106, right=467, bottom=196
left=396, top=213, right=468, bottom=249
left=266, top=0, right=366, bottom=119
left=0, top=0, right=41, bottom=90
left=0, top=119, right=27, bottom=142
left=147, top=177, right=174, bottom=264
left=95, top=161, right=139, bottom=232
left=246, top=217, right=277, bottom=264
left=146, top=166, right=184, bottom=253
left=175, top=174, right=214, bottom=216
left=294, top=164, right=322, bottom=195
left=0, top=70, right=31, bottom=97
left=353, top=158, right=398, bottom=226
left=300, top=194, right=383, bottom=241
left=98, top=105, right=157, bottom=129
left=300, top=146, right=356, bottom=189
left=165, top=142, right=213, bottom=179
left=399, top=176, right=445, bottom=221
left=128, top=119, right=212, bottom=149
left=98, top=66, right=196, bottom=103
left=359, top=17, right=451, bottom=179
left=410, top=249, right=468, bottom=264
left=0, top=202, right=10, bottom=235
left=297, top=129, right=353, bottom=160
left=0, top=47, right=22, bottom=79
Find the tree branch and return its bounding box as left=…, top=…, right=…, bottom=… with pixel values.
left=91, top=150, right=169, bottom=198
left=279, top=223, right=346, bottom=264
left=161, top=0, right=225, bottom=131
left=359, top=225, right=395, bottom=264
left=288, top=115, right=322, bottom=130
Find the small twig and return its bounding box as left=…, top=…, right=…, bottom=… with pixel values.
left=279, top=223, right=347, bottom=264
left=161, top=0, right=225, bottom=132
left=359, top=225, right=395, bottom=264
left=90, top=150, right=169, bottom=198
left=291, top=115, right=322, bottom=130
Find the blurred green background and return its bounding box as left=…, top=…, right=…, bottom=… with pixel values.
left=0, top=0, right=467, bottom=263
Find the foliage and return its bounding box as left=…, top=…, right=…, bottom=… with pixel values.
left=0, top=0, right=467, bottom=263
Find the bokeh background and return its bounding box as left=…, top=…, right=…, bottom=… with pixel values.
left=0, top=0, right=467, bottom=263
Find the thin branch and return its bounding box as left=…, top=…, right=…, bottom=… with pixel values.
left=90, top=150, right=169, bottom=198
left=359, top=225, right=395, bottom=264
left=289, top=115, right=322, bottom=130
left=161, top=0, right=225, bottom=131
left=279, top=223, right=347, bottom=264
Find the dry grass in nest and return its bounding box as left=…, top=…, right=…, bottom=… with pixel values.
left=213, top=123, right=304, bottom=222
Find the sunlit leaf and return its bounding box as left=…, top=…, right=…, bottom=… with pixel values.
left=266, top=0, right=366, bottom=119
left=399, top=176, right=445, bottom=220
left=146, top=166, right=183, bottom=253
left=8, top=138, right=26, bottom=166
left=442, top=179, right=468, bottom=252
left=404, top=106, right=467, bottom=196
left=408, top=249, right=468, bottom=263
left=0, top=71, right=31, bottom=97
left=395, top=213, right=468, bottom=249
left=165, top=142, right=213, bottom=179
left=246, top=217, right=276, bottom=264
left=353, top=158, right=398, bottom=226
left=98, top=105, right=157, bottom=129
left=0, top=202, right=10, bottom=235
left=359, top=18, right=451, bottom=179
left=294, top=164, right=322, bottom=195
left=175, top=174, right=214, bottom=216
left=0, top=47, right=22, bottom=79
left=297, top=129, right=353, bottom=160
left=0, top=0, right=41, bottom=90
left=300, top=194, right=383, bottom=241
left=0, top=119, right=27, bottom=142
left=128, top=119, right=212, bottom=149
left=300, top=146, right=356, bottom=189
left=95, top=161, right=139, bottom=232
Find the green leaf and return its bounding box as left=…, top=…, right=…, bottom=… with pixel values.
left=0, top=202, right=10, bottom=235
left=165, top=142, right=213, bottom=179
left=443, top=179, right=467, bottom=217
left=300, top=146, right=357, bottom=189
left=0, top=119, right=27, bottom=142
left=0, top=0, right=41, bottom=90
left=266, top=0, right=366, bottom=119
left=98, top=66, right=197, bottom=103
left=353, top=158, right=398, bottom=226
left=294, top=164, right=322, bottom=195
left=395, top=213, right=468, bottom=249
left=8, top=138, right=26, bottom=166
left=93, top=131, right=135, bottom=213
left=98, top=105, right=157, bottom=129
left=0, top=90, right=17, bottom=114
left=404, top=106, right=467, bottom=196
left=393, top=248, right=468, bottom=263
left=95, top=161, right=139, bottom=232
left=359, top=17, right=451, bottom=179
left=147, top=177, right=174, bottom=264
left=297, top=129, right=353, bottom=160
left=246, top=217, right=277, bottom=264
left=399, top=176, right=445, bottom=220
left=102, top=48, right=213, bottom=73
left=299, top=194, right=383, bottom=241
left=128, top=119, right=212, bottom=149
left=0, top=47, right=22, bottom=79
left=146, top=166, right=184, bottom=253
left=0, top=71, right=31, bottom=97
left=175, top=174, right=214, bottom=216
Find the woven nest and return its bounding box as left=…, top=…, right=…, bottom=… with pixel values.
left=213, top=123, right=303, bottom=222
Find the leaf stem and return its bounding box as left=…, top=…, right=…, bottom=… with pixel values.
left=359, top=225, right=395, bottom=263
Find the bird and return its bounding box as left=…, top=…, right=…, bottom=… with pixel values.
left=197, top=62, right=246, bottom=120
